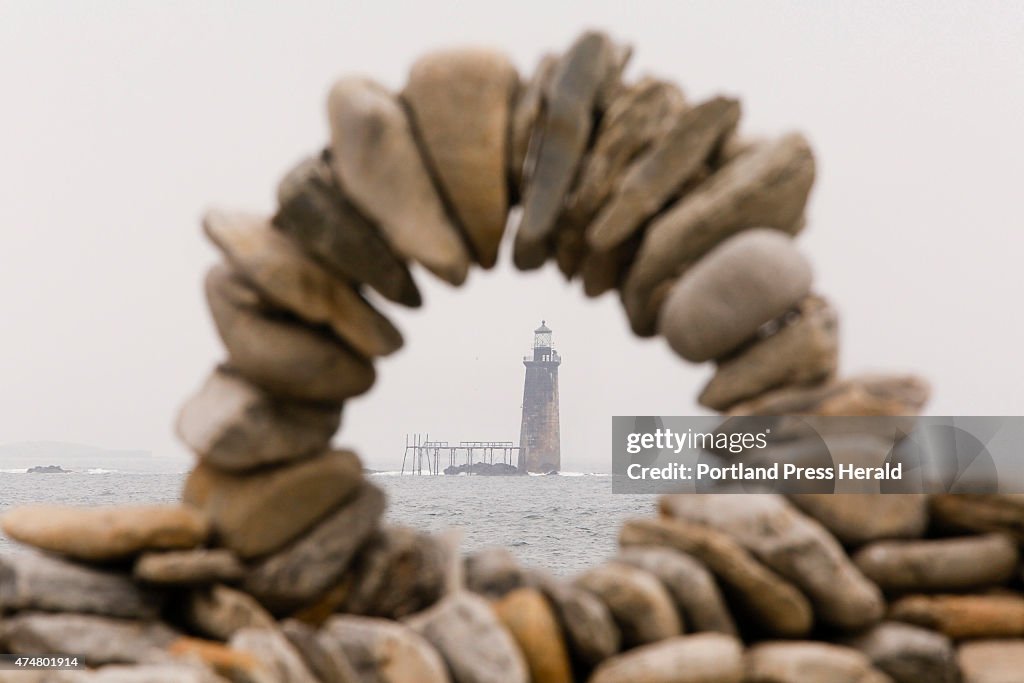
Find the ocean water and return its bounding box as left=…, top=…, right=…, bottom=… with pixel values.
left=0, top=470, right=655, bottom=574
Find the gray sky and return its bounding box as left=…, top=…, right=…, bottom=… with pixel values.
left=2, top=1, right=1022, bottom=472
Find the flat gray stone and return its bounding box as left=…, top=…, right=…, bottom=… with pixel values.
left=589, top=633, right=744, bottom=683
left=615, top=546, right=737, bottom=635
left=183, top=451, right=364, bottom=560
left=788, top=494, right=929, bottom=547
left=176, top=369, right=340, bottom=472
left=404, top=592, right=528, bottom=683
left=244, top=482, right=385, bottom=614
left=134, top=549, right=243, bottom=586
left=327, top=76, right=470, bottom=285
left=205, top=264, right=374, bottom=403
left=183, top=584, right=276, bottom=641
left=274, top=154, right=421, bottom=306
left=528, top=569, right=621, bottom=667
left=204, top=209, right=402, bottom=359
left=623, top=133, right=815, bottom=335
left=0, top=552, right=162, bottom=619
left=657, top=228, right=813, bottom=362
left=48, top=664, right=227, bottom=683
left=845, top=622, right=958, bottom=683
left=340, top=526, right=448, bottom=619
left=321, top=615, right=450, bottom=683
left=699, top=294, right=838, bottom=410
left=958, top=640, right=1024, bottom=683
left=2, top=613, right=177, bottom=667
left=574, top=562, right=682, bottom=648
left=746, top=642, right=893, bottom=683
left=229, top=628, right=319, bottom=683
left=728, top=373, right=931, bottom=417
left=281, top=619, right=360, bottom=683
left=660, top=494, right=884, bottom=632
left=854, top=533, right=1018, bottom=593
left=0, top=505, right=208, bottom=563
left=464, top=546, right=528, bottom=598
left=508, top=54, right=557, bottom=198
left=403, top=48, right=517, bottom=268
left=514, top=31, right=624, bottom=269
left=587, top=96, right=740, bottom=253
left=620, top=516, right=812, bottom=637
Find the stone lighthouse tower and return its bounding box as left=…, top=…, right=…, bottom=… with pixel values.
left=518, top=321, right=561, bottom=473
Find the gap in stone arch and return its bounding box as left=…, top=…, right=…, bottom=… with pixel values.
left=339, top=256, right=713, bottom=571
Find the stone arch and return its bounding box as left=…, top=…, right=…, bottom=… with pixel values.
left=2, top=29, right=955, bottom=683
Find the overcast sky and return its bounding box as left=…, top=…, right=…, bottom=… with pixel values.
left=1, top=1, right=1022, bottom=472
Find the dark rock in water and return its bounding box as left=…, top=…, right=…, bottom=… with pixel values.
left=27, top=465, right=70, bottom=473
left=444, top=462, right=521, bottom=476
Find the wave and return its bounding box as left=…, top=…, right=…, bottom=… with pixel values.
left=0, top=468, right=26, bottom=474
left=86, top=468, right=118, bottom=474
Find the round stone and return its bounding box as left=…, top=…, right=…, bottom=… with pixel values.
left=657, top=228, right=812, bottom=362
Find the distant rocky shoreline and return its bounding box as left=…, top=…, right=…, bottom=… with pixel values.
left=26, top=465, right=71, bottom=474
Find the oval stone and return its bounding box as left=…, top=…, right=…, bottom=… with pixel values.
left=657, top=228, right=812, bottom=362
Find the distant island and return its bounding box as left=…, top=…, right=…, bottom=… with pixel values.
left=27, top=465, right=71, bottom=474
left=444, top=462, right=521, bottom=476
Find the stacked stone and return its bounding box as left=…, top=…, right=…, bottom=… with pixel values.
left=2, top=28, right=1023, bottom=683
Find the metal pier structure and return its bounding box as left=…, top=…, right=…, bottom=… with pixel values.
left=401, top=434, right=522, bottom=475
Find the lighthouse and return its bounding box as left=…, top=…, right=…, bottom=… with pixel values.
left=518, top=321, right=562, bottom=473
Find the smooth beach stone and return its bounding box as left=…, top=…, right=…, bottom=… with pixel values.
left=274, top=154, right=421, bottom=307
left=589, top=633, right=744, bottom=683
left=930, top=494, right=1024, bottom=541
left=729, top=373, right=931, bottom=416
left=587, top=97, right=740, bottom=253
left=529, top=571, right=621, bottom=667
left=746, top=642, right=893, bottom=683
left=854, top=533, right=1018, bottom=593
left=183, top=450, right=363, bottom=559
left=513, top=31, right=623, bottom=269
left=340, top=526, right=447, bottom=620
left=327, top=76, right=470, bottom=285
left=556, top=78, right=686, bottom=277
left=623, top=133, right=815, bottom=335
left=660, top=494, right=884, bottom=632
left=404, top=592, right=528, bottom=683
left=204, top=209, right=403, bottom=358
left=1, top=505, right=208, bottom=562
left=788, top=495, right=929, bottom=547
left=620, top=517, right=812, bottom=638
left=403, top=48, right=517, bottom=268
left=2, top=613, right=177, bottom=667
left=0, top=552, right=162, bottom=619
left=50, top=663, right=227, bottom=683
left=698, top=295, right=838, bottom=410
left=464, top=546, right=528, bottom=598
left=888, top=593, right=1024, bottom=639
left=183, top=584, right=276, bottom=641
left=205, top=265, right=375, bottom=404
left=574, top=562, right=682, bottom=648
left=657, top=229, right=813, bottom=362
left=229, top=628, right=319, bottom=683
left=615, top=546, right=737, bottom=635
left=244, top=482, right=385, bottom=614
left=176, top=369, right=341, bottom=473
left=492, top=588, right=573, bottom=683
left=844, top=622, right=958, bottom=683
left=958, top=640, right=1024, bottom=683
left=165, top=637, right=270, bottom=683
left=320, top=615, right=451, bottom=683
left=508, top=53, right=558, bottom=195
left=281, top=620, right=360, bottom=683
left=135, top=549, right=244, bottom=586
